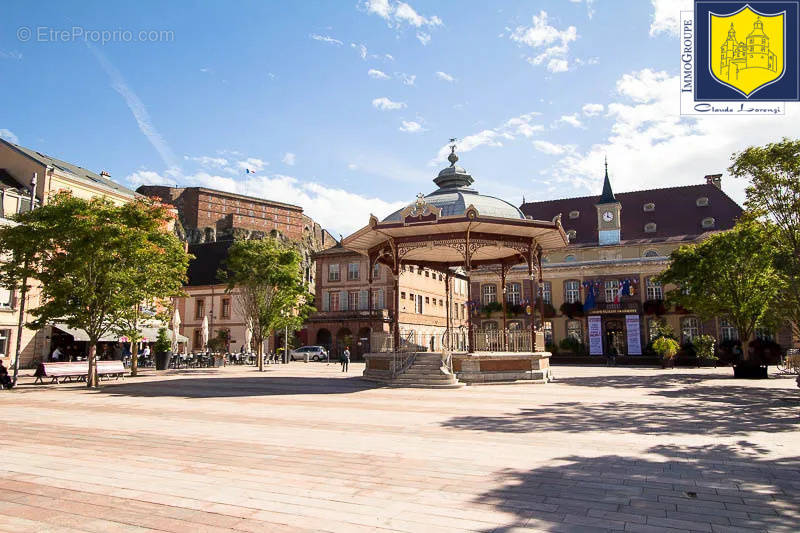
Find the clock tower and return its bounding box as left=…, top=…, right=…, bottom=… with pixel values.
left=596, top=158, right=621, bottom=245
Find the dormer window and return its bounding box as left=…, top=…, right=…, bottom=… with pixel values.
left=568, top=210, right=580, bottom=219
left=643, top=249, right=659, bottom=257
left=643, top=203, right=655, bottom=212
left=696, top=197, right=709, bottom=207
left=567, top=229, right=577, bottom=240
left=644, top=222, right=657, bottom=233
left=564, top=255, right=576, bottom=262
left=701, top=217, right=715, bottom=229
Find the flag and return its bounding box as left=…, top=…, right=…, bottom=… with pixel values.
left=246, top=168, right=253, bottom=174
left=583, top=284, right=596, bottom=312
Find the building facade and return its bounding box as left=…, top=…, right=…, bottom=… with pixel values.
left=471, top=167, right=792, bottom=357
left=306, top=245, right=470, bottom=360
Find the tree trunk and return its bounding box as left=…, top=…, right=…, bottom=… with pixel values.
left=87, top=343, right=98, bottom=388
left=741, top=338, right=751, bottom=362
left=130, top=341, right=139, bottom=377
left=256, top=337, right=264, bottom=372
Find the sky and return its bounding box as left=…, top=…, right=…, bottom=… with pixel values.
left=1, top=0, right=798, bottom=236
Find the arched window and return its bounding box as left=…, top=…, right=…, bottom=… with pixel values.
left=696, top=197, right=709, bottom=207
left=482, top=284, right=497, bottom=305
left=644, top=222, right=657, bottom=233
left=643, top=249, right=659, bottom=258
left=506, top=282, right=521, bottom=305
left=646, top=277, right=663, bottom=300
left=701, top=217, right=716, bottom=229
left=564, top=280, right=580, bottom=303
left=643, top=203, right=655, bottom=212
left=568, top=210, right=580, bottom=219
left=681, top=317, right=700, bottom=343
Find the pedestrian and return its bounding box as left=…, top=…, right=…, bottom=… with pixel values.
left=51, top=345, right=63, bottom=362
left=0, top=359, right=12, bottom=389
left=341, top=346, right=350, bottom=372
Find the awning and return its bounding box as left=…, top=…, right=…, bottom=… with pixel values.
left=138, top=327, right=188, bottom=343
left=52, top=324, right=118, bottom=342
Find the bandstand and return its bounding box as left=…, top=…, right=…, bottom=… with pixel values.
left=342, top=145, right=568, bottom=386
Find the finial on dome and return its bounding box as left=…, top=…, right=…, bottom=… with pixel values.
left=448, top=137, right=458, bottom=166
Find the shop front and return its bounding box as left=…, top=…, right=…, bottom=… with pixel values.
left=586, top=304, right=643, bottom=356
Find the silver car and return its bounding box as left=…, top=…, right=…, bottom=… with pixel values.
left=289, top=345, right=328, bottom=362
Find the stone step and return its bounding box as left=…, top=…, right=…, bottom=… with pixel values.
left=388, top=382, right=464, bottom=389
left=396, top=372, right=452, bottom=379
left=391, top=378, right=460, bottom=386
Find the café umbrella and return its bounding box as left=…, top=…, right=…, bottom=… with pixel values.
left=201, top=315, right=209, bottom=351
left=171, top=307, right=181, bottom=353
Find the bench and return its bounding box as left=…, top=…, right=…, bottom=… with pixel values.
left=34, top=361, right=126, bottom=384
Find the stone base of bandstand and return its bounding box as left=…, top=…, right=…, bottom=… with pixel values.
left=362, top=351, right=552, bottom=386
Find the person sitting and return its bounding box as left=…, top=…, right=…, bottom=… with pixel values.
left=0, top=360, right=13, bottom=389
left=51, top=345, right=63, bottom=362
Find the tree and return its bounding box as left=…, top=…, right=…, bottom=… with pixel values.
left=0, top=192, right=190, bottom=387
left=221, top=238, right=314, bottom=371
left=729, top=138, right=800, bottom=341
left=657, top=221, right=782, bottom=360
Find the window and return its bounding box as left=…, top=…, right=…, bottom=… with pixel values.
left=567, top=230, right=577, bottom=241
left=400, top=291, right=406, bottom=299
left=543, top=321, right=553, bottom=344
left=701, top=217, right=715, bottom=229
left=0, top=288, right=13, bottom=309
left=755, top=328, right=775, bottom=342
left=541, top=281, right=552, bottom=304
left=507, top=282, right=521, bottom=305
left=643, top=203, right=655, bottom=212
left=566, top=320, right=582, bottom=341
left=348, top=291, right=360, bottom=310
left=347, top=262, right=360, bottom=281
left=193, top=329, right=203, bottom=350
left=643, top=250, right=659, bottom=258
left=696, top=197, right=709, bottom=207
left=565, top=280, right=580, bottom=304
left=195, top=299, right=205, bottom=320
left=329, top=291, right=340, bottom=311
left=568, top=210, right=580, bottom=219
left=221, top=298, right=231, bottom=318
left=644, top=223, right=657, bottom=233
left=425, top=296, right=430, bottom=304
left=461, top=304, right=465, bottom=319
left=438, top=299, right=443, bottom=306
left=372, top=289, right=385, bottom=309
left=416, top=294, right=424, bottom=314
left=681, top=317, right=700, bottom=343
left=424, top=270, right=429, bottom=277
left=604, top=280, right=619, bottom=302
left=564, top=254, right=576, bottom=262
left=483, top=321, right=498, bottom=330
left=646, top=277, right=663, bottom=300
left=372, top=263, right=381, bottom=280
left=719, top=318, right=738, bottom=341
left=482, top=284, right=497, bottom=305
left=328, top=264, right=340, bottom=282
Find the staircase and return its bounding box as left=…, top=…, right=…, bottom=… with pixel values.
left=389, top=353, right=463, bottom=388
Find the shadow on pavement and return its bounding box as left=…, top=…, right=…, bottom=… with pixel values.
left=477, top=443, right=800, bottom=533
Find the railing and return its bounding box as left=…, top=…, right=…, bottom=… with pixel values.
left=472, top=328, right=534, bottom=352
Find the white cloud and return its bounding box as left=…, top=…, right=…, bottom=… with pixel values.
left=282, top=152, right=296, bottom=166
left=362, top=0, right=442, bottom=28
left=310, top=34, right=343, bottom=46
left=649, top=0, right=692, bottom=37
left=184, top=155, right=229, bottom=168
left=394, top=2, right=441, bottom=27
left=510, top=11, right=577, bottom=73
left=363, top=0, right=392, bottom=19
left=351, top=42, right=368, bottom=59
left=557, top=113, right=584, bottom=128
left=435, top=71, right=456, bottom=83
left=372, top=97, right=407, bottom=110
left=416, top=32, right=431, bottom=46
left=384, top=54, right=395, bottom=61
left=582, top=103, right=604, bottom=116
left=0, top=128, right=19, bottom=144
left=544, top=68, right=800, bottom=207
left=398, top=73, right=416, bottom=86
left=126, top=170, right=171, bottom=186
left=532, top=140, right=574, bottom=155
left=569, top=0, right=596, bottom=19
left=368, top=68, right=391, bottom=79
left=236, top=157, right=267, bottom=172
left=347, top=163, right=359, bottom=170
left=0, top=50, right=22, bottom=60
left=399, top=120, right=426, bottom=133
left=431, top=112, right=544, bottom=163
left=88, top=45, right=180, bottom=176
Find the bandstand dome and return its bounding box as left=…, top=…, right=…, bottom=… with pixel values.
left=382, top=151, right=525, bottom=222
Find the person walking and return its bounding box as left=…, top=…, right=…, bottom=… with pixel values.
left=341, top=346, right=350, bottom=373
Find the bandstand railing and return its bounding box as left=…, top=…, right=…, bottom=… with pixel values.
left=471, top=328, right=533, bottom=352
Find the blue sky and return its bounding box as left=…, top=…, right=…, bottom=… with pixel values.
left=1, top=0, right=798, bottom=235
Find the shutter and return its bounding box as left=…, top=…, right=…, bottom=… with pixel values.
left=360, top=290, right=368, bottom=310
left=340, top=291, right=348, bottom=311
left=322, top=292, right=329, bottom=311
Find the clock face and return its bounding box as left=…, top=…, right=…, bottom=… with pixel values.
left=602, top=211, right=614, bottom=222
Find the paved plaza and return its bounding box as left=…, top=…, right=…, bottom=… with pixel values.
left=1, top=364, right=798, bottom=533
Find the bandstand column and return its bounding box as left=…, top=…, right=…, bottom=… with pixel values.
left=467, top=268, right=474, bottom=352
left=393, top=269, right=400, bottom=351
left=367, top=262, right=374, bottom=317
left=444, top=271, right=451, bottom=351
left=501, top=265, right=508, bottom=351
left=528, top=265, right=536, bottom=352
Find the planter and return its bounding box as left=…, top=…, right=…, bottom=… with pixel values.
left=733, top=362, right=768, bottom=379
left=661, top=357, right=675, bottom=369
left=155, top=350, right=172, bottom=370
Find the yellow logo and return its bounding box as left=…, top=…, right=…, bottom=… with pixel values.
left=710, top=5, right=785, bottom=97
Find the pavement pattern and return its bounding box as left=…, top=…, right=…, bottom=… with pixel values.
left=0, top=363, right=798, bottom=533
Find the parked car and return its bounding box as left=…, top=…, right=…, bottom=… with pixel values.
left=290, top=346, right=328, bottom=362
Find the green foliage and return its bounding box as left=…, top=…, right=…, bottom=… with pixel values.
left=657, top=220, right=782, bottom=357
left=206, top=329, right=230, bottom=353
left=220, top=238, right=314, bottom=368
left=153, top=327, right=171, bottom=354
left=559, top=301, right=584, bottom=318
left=652, top=337, right=680, bottom=359
left=692, top=334, right=717, bottom=361
left=729, top=138, right=800, bottom=341
left=649, top=319, right=675, bottom=340
left=483, top=301, right=503, bottom=314
left=559, top=336, right=586, bottom=355
left=0, top=192, right=190, bottom=386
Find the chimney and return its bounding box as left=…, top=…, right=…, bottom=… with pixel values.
left=100, top=170, right=111, bottom=178
left=705, top=174, right=722, bottom=189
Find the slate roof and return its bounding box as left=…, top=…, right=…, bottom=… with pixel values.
left=0, top=138, right=137, bottom=198
left=186, top=241, right=234, bottom=286
left=520, top=183, right=743, bottom=245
